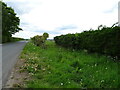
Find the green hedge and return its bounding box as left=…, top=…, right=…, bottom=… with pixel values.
left=54, top=26, right=120, bottom=60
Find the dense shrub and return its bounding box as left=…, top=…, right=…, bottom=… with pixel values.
left=31, top=33, right=49, bottom=48
left=54, top=25, right=120, bottom=60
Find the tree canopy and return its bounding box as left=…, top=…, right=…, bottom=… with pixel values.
left=43, top=32, right=49, bottom=40
left=1, top=1, right=22, bottom=43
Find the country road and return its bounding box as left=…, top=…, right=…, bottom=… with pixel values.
left=2, top=41, right=27, bottom=87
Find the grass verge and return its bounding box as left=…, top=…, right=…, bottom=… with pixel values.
left=20, top=41, right=120, bottom=88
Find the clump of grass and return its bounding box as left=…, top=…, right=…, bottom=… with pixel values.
left=20, top=41, right=120, bottom=88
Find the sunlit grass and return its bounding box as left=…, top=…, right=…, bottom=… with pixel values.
left=20, top=40, right=120, bottom=88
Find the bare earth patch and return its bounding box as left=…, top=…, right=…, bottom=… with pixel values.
left=4, top=59, right=30, bottom=88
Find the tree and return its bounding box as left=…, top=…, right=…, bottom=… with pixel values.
left=43, top=32, right=49, bottom=40
left=2, top=1, right=22, bottom=43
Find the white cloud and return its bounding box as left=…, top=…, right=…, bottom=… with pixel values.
left=3, top=0, right=119, bottom=39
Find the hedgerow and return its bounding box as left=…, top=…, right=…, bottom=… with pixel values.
left=54, top=24, right=120, bottom=60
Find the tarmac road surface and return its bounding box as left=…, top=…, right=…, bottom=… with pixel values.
left=2, top=41, right=27, bottom=87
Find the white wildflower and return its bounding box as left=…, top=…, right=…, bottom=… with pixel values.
left=68, top=82, right=70, bottom=83
left=96, top=71, right=98, bottom=73
left=42, top=68, right=46, bottom=71
left=101, top=80, right=104, bottom=82
left=61, top=83, right=63, bottom=85
left=105, top=67, right=107, bottom=70
left=35, top=68, right=37, bottom=71
left=95, top=64, right=97, bottom=66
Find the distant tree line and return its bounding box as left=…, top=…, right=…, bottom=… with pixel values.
left=54, top=23, right=120, bottom=60
left=11, top=37, right=25, bottom=42
left=1, top=1, right=22, bottom=43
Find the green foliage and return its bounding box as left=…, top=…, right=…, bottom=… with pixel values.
left=1, top=36, right=25, bottom=43
left=54, top=24, right=120, bottom=60
left=43, top=32, right=49, bottom=40
left=31, top=33, right=49, bottom=48
left=2, top=1, right=22, bottom=43
left=31, top=35, right=44, bottom=46
left=20, top=41, right=120, bottom=88
left=11, top=37, right=25, bottom=42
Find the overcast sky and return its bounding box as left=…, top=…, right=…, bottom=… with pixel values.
left=3, top=0, right=119, bottom=39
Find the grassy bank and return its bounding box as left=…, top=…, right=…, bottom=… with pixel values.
left=20, top=41, right=120, bottom=88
